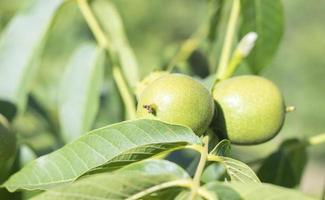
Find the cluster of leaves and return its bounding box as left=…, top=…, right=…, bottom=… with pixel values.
left=1, top=119, right=313, bottom=199
left=0, top=0, right=319, bottom=199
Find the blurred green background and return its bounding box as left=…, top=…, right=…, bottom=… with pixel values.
left=265, top=0, right=325, bottom=195
left=0, top=0, right=324, bottom=197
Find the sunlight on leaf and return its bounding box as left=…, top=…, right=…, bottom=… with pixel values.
left=3, top=119, right=200, bottom=191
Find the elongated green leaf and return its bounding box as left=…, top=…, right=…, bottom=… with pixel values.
left=0, top=0, right=65, bottom=120
left=207, top=0, right=225, bottom=44
left=220, top=157, right=260, bottom=183
left=31, top=159, right=189, bottom=200
left=205, top=181, right=316, bottom=200
left=91, top=0, right=139, bottom=87
left=240, top=0, right=284, bottom=73
left=58, top=43, right=104, bottom=143
left=257, top=139, right=308, bottom=188
left=30, top=2, right=93, bottom=127
left=3, top=119, right=200, bottom=191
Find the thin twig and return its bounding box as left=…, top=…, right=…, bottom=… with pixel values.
left=216, top=0, right=240, bottom=80
left=77, top=0, right=109, bottom=48
left=112, top=67, right=137, bottom=119
left=77, top=0, right=136, bottom=119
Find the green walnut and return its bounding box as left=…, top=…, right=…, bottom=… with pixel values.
left=212, top=75, right=286, bottom=145
left=135, top=71, right=169, bottom=100
left=137, top=73, right=214, bottom=135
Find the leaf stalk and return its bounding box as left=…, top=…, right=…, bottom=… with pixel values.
left=216, top=0, right=240, bottom=80
left=189, top=135, right=209, bottom=200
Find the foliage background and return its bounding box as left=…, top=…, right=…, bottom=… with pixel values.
left=0, top=0, right=324, bottom=196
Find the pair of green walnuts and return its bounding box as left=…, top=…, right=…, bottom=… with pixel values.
left=136, top=73, right=286, bottom=145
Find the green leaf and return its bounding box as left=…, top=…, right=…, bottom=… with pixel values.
left=90, top=0, right=139, bottom=88
left=144, top=188, right=187, bottom=200
left=220, top=157, right=260, bottom=183
left=174, top=191, right=209, bottom=200
left=201, top=163, right=227, bottom=184
left=58, top=43, right=105, bottom=143
left=240, top=0, right=284, bottom=73
left=118, top=159, right=189, bottom=179
left=30, top=2, right=92, bottom=127
left=0, top=0, right=65, bottom=120
left=207, top=0, right=225, bottom=44
left=31, top=159, right=190, bottom=200
left=210, top=139, right=231, bottom=156
left=3, top=119, right=200, bottom=191
left=205, top=181, right=316, bottom=200
left=0, top=138, right=20, bottom=200
left=257, top=139, right=308, bottom=188
left=204, top=182, right=242, bottom=200
left=0, top=114, right=17, bottom=182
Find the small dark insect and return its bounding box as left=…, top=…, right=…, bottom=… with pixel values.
left=143, top=104, right=157, bottom=116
